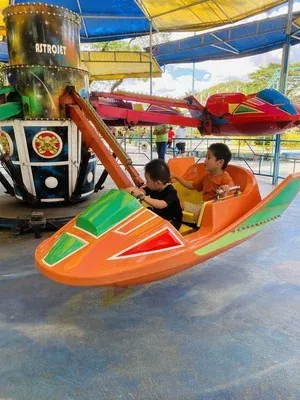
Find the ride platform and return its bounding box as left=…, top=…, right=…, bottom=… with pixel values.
left=0, top=192, right=103, bottom=236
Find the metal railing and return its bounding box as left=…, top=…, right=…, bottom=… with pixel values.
left=114, top=136, right=300, bottom=179
left=268, top=67, right=300, bottom=92
left=1, top=136, right=299, bottom=183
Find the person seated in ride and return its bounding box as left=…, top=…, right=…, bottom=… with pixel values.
left=172, top=143, right=235, bottom=219
left=126, top=159, right=182, bottom=230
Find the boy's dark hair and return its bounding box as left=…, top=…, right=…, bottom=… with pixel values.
left=145, top=159, right=170, bottom=184
left=208, top=143, right=232, bottom=169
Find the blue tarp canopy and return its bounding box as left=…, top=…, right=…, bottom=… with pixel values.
left=14, top=0, right=153, bottom=42
left=150, top=12, right=300, bottom=65
left=12, top=0, right=289, bottom=43
left=0, top=5, right=299, bottom=65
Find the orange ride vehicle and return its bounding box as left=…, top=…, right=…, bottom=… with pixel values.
left=35, top=158, right=300, bottom=287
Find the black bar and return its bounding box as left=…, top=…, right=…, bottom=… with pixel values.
left=94, top=152, right=117, bottom=192
left=0, top=154, right=37, bottom=204
left=71, top=146, right=91, bottom=200
left=0, top=169, right=15, bottom=195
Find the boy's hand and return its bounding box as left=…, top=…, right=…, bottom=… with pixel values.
left=129, top=188, right=146, bottom=199
left=124, top=186, right=136, bottom=194
left=216, top=185, right=231, bottom=198
left=218, top=184, right=231, bottom=193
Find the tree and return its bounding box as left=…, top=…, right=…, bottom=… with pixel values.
left=131, top=32, right=171, bottom=48
left=195, top=80, right=245, bottom=103
left=91, top=40, right=141, bottom=52
left=285, top=62, right=300, bottom=101
left=243, top=63, right=280, bottom=94
left=196, top=62, right=300, bottom=102
left=242, top=62, right=300, bottom=100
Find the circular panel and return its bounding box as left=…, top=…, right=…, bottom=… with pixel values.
left=32, top=130, right=63, bottom=159
left=0, top=130, right=14, bottom=156
left=87, top=172, right=94, bottom=183
left=45, top=176, right=59, bottom=189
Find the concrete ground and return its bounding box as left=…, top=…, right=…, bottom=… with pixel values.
left=0, top=173, right=300, bottom=400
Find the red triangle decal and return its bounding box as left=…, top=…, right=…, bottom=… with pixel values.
left=120, top=229, right=182, bottom=256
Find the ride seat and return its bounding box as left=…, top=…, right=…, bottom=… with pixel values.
left=133, top=103, right=144, bottom=111
left=179, top=223, right=197, bottom=235
left=179, top=200, right=214, bottom=236
left=206, top=93, right=247, bottom=117
left=172, top=162, right=261, bottom=236
left=168, top=157, right=195, bottom=178
left=176, top=183, right=243, bottom=234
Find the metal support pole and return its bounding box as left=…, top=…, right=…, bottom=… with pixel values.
left=190, top=32, right=196, bottom=144
left=191, top=58, right=196, bottom=146
left=192, top=63, right=195, bottom=92
left=149, top=23, right=153, bottom=160
left=272, top=0, right=293, bottom=185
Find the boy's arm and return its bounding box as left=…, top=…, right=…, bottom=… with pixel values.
left=142, top=196, right=168, bottom=209
left=127, top=188, right=167, bottom=209
left=171, top=173, right=194, bottom=190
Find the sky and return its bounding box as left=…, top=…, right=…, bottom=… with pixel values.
left=92, top=1, right=300, bottom=99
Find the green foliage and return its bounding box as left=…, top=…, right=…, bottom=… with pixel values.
left=90, top=32, right=171, bottom=53
left=196, top=80, right=245, bottom=102
left=91, top=41, right=141, bottom=52
left=243, top=63, right=280, bottom=94
left=131, top=32, right=171, bottom=48
left=230, top=130, right=300, bottom=151
left=252, top=137, right=272, bottom=147
left=285, top=63, right=300, bottom=101
left=197, top=62, right=300, bottom=101
left=281, top=128, right=300, bottom=149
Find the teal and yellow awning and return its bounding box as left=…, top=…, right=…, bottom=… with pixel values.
left=139, top=0, right=289, bottom=32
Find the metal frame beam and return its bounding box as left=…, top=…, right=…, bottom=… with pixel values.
left=272, top=0, right=294, bottom=185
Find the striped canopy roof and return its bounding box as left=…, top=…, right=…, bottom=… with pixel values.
left=150, top=11, right=300, bottom=65
left=0, top=0, right=289, bottom=42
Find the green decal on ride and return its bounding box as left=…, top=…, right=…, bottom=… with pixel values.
left=239, top=178, right=300, bottom=228
left=0, top=102, right=22, bottom=121
left=76, top=189, right=142, bottom=237
left=44, top=233, right=86, bottom=266
left=195, top=224, right=264, bottom=256
left=234, top=105, right=261, bottom=114
left=0, top=85, right=16, bottom=95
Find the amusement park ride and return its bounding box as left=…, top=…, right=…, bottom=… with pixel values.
left=0, top=3, right=299, bottom=287
left=91, top=88, right=300, bottom=137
